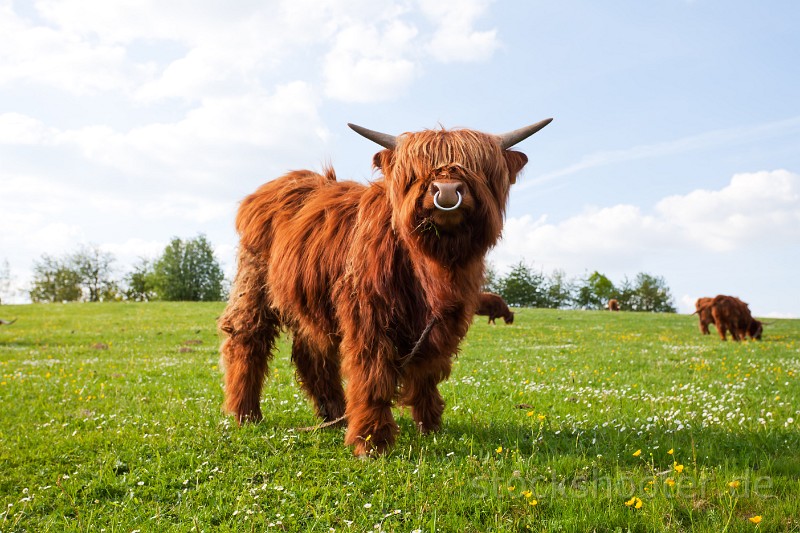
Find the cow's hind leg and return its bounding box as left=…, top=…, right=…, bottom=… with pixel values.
left=218, top=255, right=280, bottom=424
left=220, top=330, right=278, bottom=423
left=714, top=319, right=728, bottom=341
left=292, top=336, right=346, bottom=424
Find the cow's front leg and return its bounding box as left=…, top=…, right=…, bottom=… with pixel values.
left=342, top=349, right=399, bottom=457
left=401, top=356, right=451, bottom=434
left=406, top=375, right=445, bottom=434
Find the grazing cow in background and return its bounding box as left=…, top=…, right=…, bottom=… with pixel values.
left=700, top=295, right=763, bottom=341
left=694, top=297, right=714, bottom=334
left=476, top=292, right=514, bottom=324
left=725, top=296, right=764, bottom=341
left=607, top=299, right=620, bottom=312
left=218, top=118, right=552, bottom=456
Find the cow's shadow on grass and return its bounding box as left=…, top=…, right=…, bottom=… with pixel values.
left=273, top=407, right=800, bottom=479
left=393, top=416, right=800, bottom=475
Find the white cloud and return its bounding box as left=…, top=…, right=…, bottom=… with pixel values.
left=2, top=81, right=325, bottom=185
left=323, top=20, right=419, bottom=103
left=0, top=3, right=146, bottom=94
left=2, top=1, right=319, bottom=100
left=656, top=169, right=800, bottom=251
left=3, top=1, right=502, bottom=106
left=0, top=171, right=233, bottom=232
left=0, top=113, right=53, bottom=144
left=139, top=195, right=233, bottom=224
left=679, top=294, right=699, bottom=314
left=492, top=170, right=800, bottom=272
left=419, top=0, right=500, bottom=63
left=100, top=238, right=167, bottom=264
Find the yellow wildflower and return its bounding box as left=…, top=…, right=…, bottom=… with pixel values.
left=665, top=478, right=676, bottom=487
left=496, top=446, right=503, bottom=453
left=522, top=490, right=533, bottom=498
left=527, top=411, right=534, bottom=417
left=667, top=448, right=674, bottom=455
left=529, top=499, right=538, bottom=506
left=729, top=480, right=740, bottom=489
left=749, top=515, right=762, bottom=524
left=537, top=414, right=546, bottom=421
left=508, top=486, right=515, bottom=492
left=674, top=463, right=684, bottom=473
left=633, top=449, right=642, bottom=457
left=624, top=497, right=643, bottom=509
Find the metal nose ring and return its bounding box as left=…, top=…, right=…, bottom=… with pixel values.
left=433, top=190, right=463, bottom=211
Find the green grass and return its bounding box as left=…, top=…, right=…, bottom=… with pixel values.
left=1, top=303, right=799, bottom=532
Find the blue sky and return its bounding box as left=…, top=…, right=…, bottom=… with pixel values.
left=1, top=0, right=799, bottom=317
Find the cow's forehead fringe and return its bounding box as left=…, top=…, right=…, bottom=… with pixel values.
left=394, top=128, right=504, bottom=173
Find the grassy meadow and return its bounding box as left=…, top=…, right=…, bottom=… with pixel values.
left=1, top=302, right=799, bottom=532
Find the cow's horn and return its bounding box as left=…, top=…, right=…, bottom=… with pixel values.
left=348, top=123, right=397, bottom=149
left=498, top=118, right=553, bottom=149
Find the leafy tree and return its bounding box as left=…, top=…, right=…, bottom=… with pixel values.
left=626, top=273, right=676, bottom=313
left=71, top=244, right=118, bottom=302
left=543, top=269, right=574, bottom=309
left=482, top=262, right=500, bottom=294
left=124, top=258, right=158, bottom=302
left=575, top=271, right=616, bottom=310
left=29, top=255, right=83, bottom=303
left=498, top=261, right=546, bottom=307
left=151, top=235, right=225, bottom=301
left=29, top=246, right=119, bottom=303
left=615, top=277, right=636, bottom=311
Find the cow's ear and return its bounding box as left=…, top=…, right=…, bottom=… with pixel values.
left=372, top=149, right=393, bottom=172
left=504, top=150, right=528, bottom=184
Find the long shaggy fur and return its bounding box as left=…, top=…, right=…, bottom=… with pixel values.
left=219, top=127, right=530, bottom=455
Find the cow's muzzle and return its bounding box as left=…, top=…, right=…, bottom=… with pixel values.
left=430, top=181, right=464, bottom=211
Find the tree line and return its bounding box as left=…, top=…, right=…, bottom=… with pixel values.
left=485, top=262, right=676, bottom=312
left=4, top=244, right=676, bottom=312
left=25, top=235, right=226, bottom=303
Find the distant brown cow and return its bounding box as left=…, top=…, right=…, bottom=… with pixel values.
left=476, top=293, right=514, bottom=324
left=607, top=299, right=620, bottom=312
left=699, top=295, right=763, bottom=341
left=694, top=297, right=714, bottom=334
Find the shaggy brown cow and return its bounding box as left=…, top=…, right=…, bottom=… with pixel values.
left=701, top=295, right=763, bottom=341
left=607, top=299, right=620, bottom=312
left=694, top=297, right=714, bottom=334
left=476, top=292, right=514, bottom=324
left=218, top=119, right=552, bottom=456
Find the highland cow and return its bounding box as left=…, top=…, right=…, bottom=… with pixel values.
left=218, top=119, right=552, bottom=456
left=694, top=297, right=714, bottom=334
left=607, top=299, right=620, bottom=312
left=702, top=295, right=763, bottom=341
left=476, top=292, right=514, bottom=324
